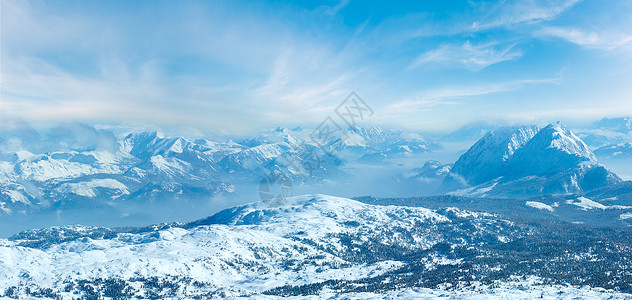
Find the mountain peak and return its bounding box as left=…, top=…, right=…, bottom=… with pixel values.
left=502, top=123, right=599, bottom=182
left=537, top=122, right=595, bottom=161
left=442, top=125, right=540, bottom=188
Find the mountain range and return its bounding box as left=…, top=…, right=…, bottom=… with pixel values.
left=2, top=120, right=630, bottom=224
left=0, top=122, right=437, bottom=221
left=576, top=117, right=632, bottom=148
left=3, top=119, right=632, bottom=299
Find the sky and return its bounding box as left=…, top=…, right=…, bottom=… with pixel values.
left=1, top=0, right=632, bottom=135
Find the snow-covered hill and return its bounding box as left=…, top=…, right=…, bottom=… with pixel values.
left=440, top=122, right=621, bottom=198
left=1, top=194, right=631, bottom=299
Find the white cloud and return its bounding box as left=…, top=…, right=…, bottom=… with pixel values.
left=0, top=0, right=373, bottom=135
left=410, top=41, right=522, bottom=71
left=2, top=0, right=631, bottom=135
left=254, top=47, right=354, bottom=106
left=383, top=78, right=561, bottom=114
left=370, top=0, right=579, bottom=46
left=316, top=0, right=350, bottom=16
left=472, top=0, right=580, bottom=30
left=538, top=27, right=632, bottom=50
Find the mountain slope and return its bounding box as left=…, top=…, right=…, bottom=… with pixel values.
left=440, top=125, right=539, bottom=191
left=1, top=194, right=632, bottom=299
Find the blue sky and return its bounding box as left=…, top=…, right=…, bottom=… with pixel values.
left=1, top=0, right=631, bottom=135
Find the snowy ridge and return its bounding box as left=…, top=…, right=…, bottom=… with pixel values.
left=546, top=122, right=595, bottom=159
left=2, top=194, right=632, bottom=299
left=0, top=195, right=469, bottom=297
left=58, top=179, right=129, bottom=198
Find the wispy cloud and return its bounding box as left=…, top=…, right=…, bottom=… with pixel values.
left=253, top=47, right=357, bottom=108
left=472, top=0, right=580, bottom=30
left=316, top=0, right=350, bottom=16
left=410, top=41, right=522, bottom=71
left=0, top=0, right=370, bottom=134
left=538, top=27, right=632, bottom=50
left=384, top=78, right=561, bottom=114
left=2, top=0, right=632, bottom=134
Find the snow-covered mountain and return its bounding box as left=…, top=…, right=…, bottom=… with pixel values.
left=410, top=160, right=452, bottom=179
left=576, top=117, right=632, bottom=147
left=591, top=117, right=632, bottom=134
left=442, top=125, right=540, bottom=188
left=397, top=160, right=453, bottom=184
left=440, top=122, right=621, bottom=198
left=1, top=194, right=631, bottom=299
left=0, top=123, right=439, bottom=220
left=0, top=130, right=238, bottom=218
left=344, top=126, right=439, bottom=156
